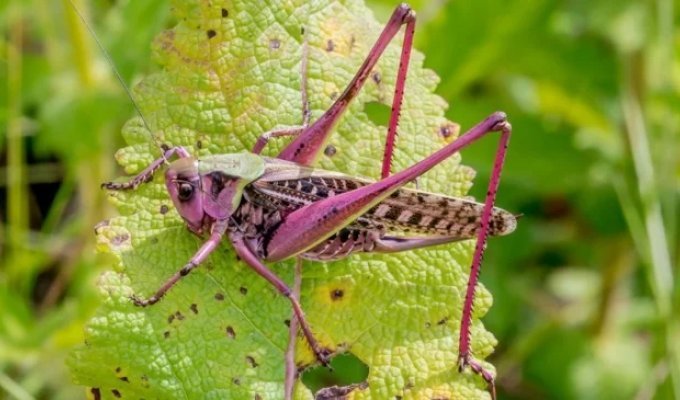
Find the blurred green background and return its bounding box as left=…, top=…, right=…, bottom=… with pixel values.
left=0, top=0, right=678, bottom=399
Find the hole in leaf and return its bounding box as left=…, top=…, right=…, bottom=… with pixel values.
left=301, top=352, right=369, bottom=395
left=364, top=101, right=390, bottom=127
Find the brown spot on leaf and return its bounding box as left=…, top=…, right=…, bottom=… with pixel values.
left=226, top=326, right=236, bottom=339
left=119, top=376, right=129, bottom=383
left=90, top=388, right=101, bottom=400
left=111, top=233, right=129, bottom=246
left=372, top=71, right=381, bottom=84
left=270, top=38, right=280, bottom=49
left=239, top=286, right=248, bottom=295
left=439, top=122, right=460, bottom=139
left=331, top=289, right=344, bottom=301
left=168, top=314, right=175, bottom=324
left=232, top=377, right=240, bottom=385
left=111, top=389, right=121, bottom=398
left=324, top=145, right=337, bottom=157
left=326, top=39, right=335, bottom=52
left=214, top=292, right=224, bottom=301
left=94, top=220, right=109, bottom=234
left=190, top=303, right=198, bottom=314
left=175, top=311, right=185, bottom=320
left=196, top=140, right=202, bottom=149
left=221, top=8, right=229, bottom=18
left=246, top=355, right=259, bottom=368
left=164, top=331, right=170, bottom=339
left=207, top=29, right=217, bottom=39
left=437, top=316, right=449, bottom=325
left=160, top=204, right=169, bottom=214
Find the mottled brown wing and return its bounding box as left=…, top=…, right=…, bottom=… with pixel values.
left=250, top=158, right=516, bottom=240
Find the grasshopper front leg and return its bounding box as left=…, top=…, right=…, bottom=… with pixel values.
left=102, top=146, right=190, bottom=190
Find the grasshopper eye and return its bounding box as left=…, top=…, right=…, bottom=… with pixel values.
left=177, top=182, right=195, bottom=201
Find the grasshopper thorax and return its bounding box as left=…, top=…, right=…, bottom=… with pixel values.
left=165, top=153, right=266, bottom=234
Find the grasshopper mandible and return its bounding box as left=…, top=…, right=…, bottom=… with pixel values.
left=100, top=4, right=515, bottom=398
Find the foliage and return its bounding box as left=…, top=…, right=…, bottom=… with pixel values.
left=0, top=0, right=678, bottom=399
left=68, top=0, right=495, bottom=398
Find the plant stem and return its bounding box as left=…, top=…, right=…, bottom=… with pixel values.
left=6, top=2, right=28, bottom=284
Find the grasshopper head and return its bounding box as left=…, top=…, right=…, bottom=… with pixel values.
left=165, top=157, right=205, bottom=233
left=165, top=153, right=266, bottom=234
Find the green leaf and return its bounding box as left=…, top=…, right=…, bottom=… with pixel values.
left=68, top=0, right=497, bottom=398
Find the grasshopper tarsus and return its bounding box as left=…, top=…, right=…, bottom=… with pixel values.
left=458, top=350, right=497, bottom=399
left=312, top=347, right=333, bottom=367
left=130, top=294, right=158, bottom=307
left=102, top=180, right=139, bottom=191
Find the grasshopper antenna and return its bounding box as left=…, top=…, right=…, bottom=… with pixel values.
left=67, top=0, right=168, bottom=162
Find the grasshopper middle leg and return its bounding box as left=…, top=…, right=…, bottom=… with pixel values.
left=251, top=26, right=311, bottom=155
left=230, top=233, right=331, bottom=365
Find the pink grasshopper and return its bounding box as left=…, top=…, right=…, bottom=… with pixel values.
left=102, top=4, right=515, bottom=398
